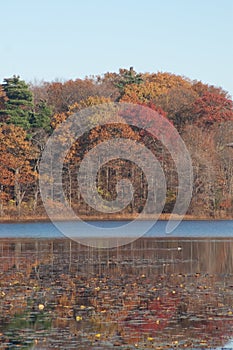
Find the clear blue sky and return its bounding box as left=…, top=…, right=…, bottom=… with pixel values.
left=1, top=0, right=233, bottom=97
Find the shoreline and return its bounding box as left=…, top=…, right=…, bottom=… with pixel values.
left=0, top=213, right=232, bottom=223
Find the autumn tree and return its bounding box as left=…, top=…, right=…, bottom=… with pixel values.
left=121, top=72, right=192, bottom=105
left=95, top=72, right=121, bottom=101
left=118, top=102, right=179, bottom=213
left=191, top=92, right=233, bottom=128
left=44, top=78, right=99, bottom=113
left=155, top=86, right=198, bottom=129
left=192, top=80, right=229, bottom=98
left=62, top=79, right=99, bottom=107
left=0, top=162, right=13, bottom=216
left=0, top=124, right=38, bottom=215
left=142, top=71, right=191, bottom=88
left=213, top=121, right=233, bottom=216
left=50, top=97, right=143, bottom=214
left=51, top=96, right=112, bottom=130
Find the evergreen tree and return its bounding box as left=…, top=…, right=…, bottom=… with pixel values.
left=30, top=100, right=52, bottom=133
left=0, top=75, right=33, bottom=129
left=115, top=67, right=143, bottom=99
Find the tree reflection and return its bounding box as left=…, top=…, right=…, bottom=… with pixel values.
left=0, top=237, right=233, bottom=349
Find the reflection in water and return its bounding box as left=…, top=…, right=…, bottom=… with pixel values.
left=0, top=237, right=233, bottom=349
left=217, top=339, right=233, bottom=349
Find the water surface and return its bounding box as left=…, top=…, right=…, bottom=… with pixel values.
left=0, top=219, right=233, bottom=238
left=0, top=234, right=233, bottom=349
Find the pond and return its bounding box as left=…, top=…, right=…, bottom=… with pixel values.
left=0, top=220, right=233, bottom=349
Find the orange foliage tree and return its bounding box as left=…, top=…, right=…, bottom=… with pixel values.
left=121, top=72, right=192, bottom=105
left=0, top=124, right=38, bottom=215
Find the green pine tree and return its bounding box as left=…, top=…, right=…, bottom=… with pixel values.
left=30, top=100, right=52, bottom=133
left=0, top=75, right=33, bottom=129
left=115, top=67, right=143, bottom=98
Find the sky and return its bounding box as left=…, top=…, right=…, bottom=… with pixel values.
left=1, top=0, right=233, bottom=97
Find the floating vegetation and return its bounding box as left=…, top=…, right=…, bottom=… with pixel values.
left=0, top=237, right=233, bottom=349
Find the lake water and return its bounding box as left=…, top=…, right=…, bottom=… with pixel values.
left=0, top=219, right=233, bottom=238
left=0, top=220, right=233, bottom=349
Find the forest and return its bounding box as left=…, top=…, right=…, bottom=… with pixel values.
left=0, top=67, right=233, bottom=219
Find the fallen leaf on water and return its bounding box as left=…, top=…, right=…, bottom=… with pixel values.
left=38, top=304, right=44, bottom=311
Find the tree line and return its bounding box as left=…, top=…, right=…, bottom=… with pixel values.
left=0, top=68, right=233, bottom=218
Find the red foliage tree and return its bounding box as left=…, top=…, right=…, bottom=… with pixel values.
left=192, top=92, right=233, bottom=128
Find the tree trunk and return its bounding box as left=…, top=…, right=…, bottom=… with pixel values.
left=14, top=168, right=25, bottom=217
left=0, top=185, right=3, bottom=217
